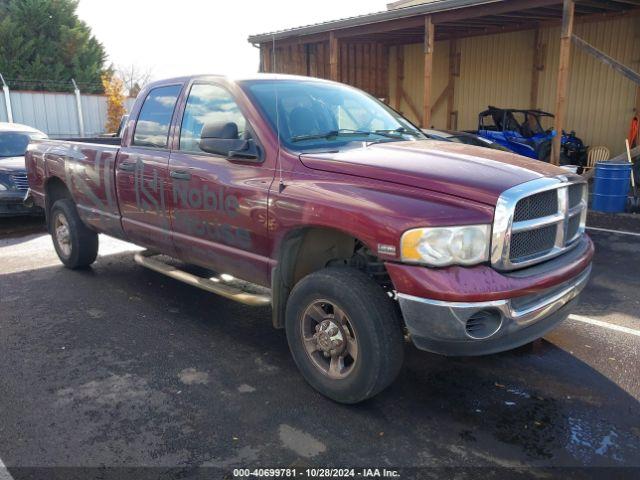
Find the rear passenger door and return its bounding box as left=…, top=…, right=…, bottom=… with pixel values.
left=169, top=81, right=274, bottom=286
left=116, top=84, right=183, bottom=254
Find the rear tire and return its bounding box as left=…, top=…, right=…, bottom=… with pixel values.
left=285, top=267, right=404, bottom=404
left=50, top=198, right=98, bottom=269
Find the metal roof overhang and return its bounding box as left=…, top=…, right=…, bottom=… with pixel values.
left=248, top=0, right=640, bottom=45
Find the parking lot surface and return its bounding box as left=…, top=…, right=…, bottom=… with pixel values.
left=0, top=223, right=639, bottom=478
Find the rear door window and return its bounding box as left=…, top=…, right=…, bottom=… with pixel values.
left=133, top=85, right=182, bottom=148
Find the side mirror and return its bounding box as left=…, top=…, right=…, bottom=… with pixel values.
left=199, top=121, right=260, bottom=162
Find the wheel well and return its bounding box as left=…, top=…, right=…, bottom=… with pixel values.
left=271, top=227, right=391, bottom=329
left=44, top=177, right=72, bottom=227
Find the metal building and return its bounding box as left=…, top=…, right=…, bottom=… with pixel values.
left=248, top=0, right=640, bottom=161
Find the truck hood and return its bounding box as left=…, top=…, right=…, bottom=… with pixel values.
left=0, top=156, right=26, bottom=173
left=299, top=140, right=565, bottom=205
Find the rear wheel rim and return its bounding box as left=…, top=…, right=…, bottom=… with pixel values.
left=54, top=212, right=71, bottom=258
left=300, top=299, right=358, bottom=380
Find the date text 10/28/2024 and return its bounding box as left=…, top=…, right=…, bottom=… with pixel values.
left=233, top=468, right=401, bottom=478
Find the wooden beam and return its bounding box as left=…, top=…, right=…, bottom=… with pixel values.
left=530, top=29, right=543, bottom=109
left=572, top=34, right=640, bottom=85
left=552, top=0, right=575, bottom=166
left=447, top=38, right=458, bottom=130
left=402, top=89, right=422, bottom=122
left=395, top=46, right=404, bottom=111
left=329, top=32, right=339, bottom=81
left=423, top=15, right=435, bottom=128
left=432, top=84, right=451, bottom=114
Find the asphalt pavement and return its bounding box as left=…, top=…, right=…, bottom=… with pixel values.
left=0, top=220, right=639, bottom=479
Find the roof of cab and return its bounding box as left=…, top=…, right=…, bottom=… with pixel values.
left=144, top=73, right=337, bottom=89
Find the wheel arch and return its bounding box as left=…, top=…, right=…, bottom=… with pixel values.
left=271, top=226, right=381, bottom=329
left=44, top=176, right=73, bottom=228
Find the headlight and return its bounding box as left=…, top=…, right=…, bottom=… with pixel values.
left=401, top=225, right=491, bottom=267
left=0, top=182, right=8, bottom=191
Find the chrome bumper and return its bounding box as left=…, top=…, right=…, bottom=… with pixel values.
left=397, top=265, right=591, bottom=356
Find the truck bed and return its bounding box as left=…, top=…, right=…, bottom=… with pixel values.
left=26, top=138, right=124, bottom=238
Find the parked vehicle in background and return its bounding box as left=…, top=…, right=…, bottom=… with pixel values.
left=0, top=123, right=47, bottom=216
left=25, top=75, right=593, bottom=403
left=422, top=128, right=512, bottom=152
left=476, top=106, right=587, bottom=166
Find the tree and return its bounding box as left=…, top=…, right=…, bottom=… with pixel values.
left=0, top=0, right=107, bottom=93
left=117, top=64, right=153, bottom=97
left=101, top=73, right=126, bottom=133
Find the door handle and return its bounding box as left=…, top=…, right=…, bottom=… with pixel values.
left=118, top=161, right=136, bottom=172
left=170, top=170, right=192, bottom=180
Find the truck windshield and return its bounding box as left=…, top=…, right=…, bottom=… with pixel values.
left=0, top=132, right=42, bottom=158
left=242, top=80, right=425, bottom=150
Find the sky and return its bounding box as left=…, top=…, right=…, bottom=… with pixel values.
left=76, top=0, right=389, bottom=81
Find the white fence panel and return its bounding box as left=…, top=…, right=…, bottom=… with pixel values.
left=0, top=90, right=137, bottom=138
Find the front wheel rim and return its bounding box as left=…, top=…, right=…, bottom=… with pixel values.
left=54, top=212, right=72, bottom=258
left=300, top=299, right=358, bottom=380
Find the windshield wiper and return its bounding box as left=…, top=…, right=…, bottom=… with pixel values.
left=374, top=127, right=422, bottom=138
left=290, top=129, right=373, bottom=143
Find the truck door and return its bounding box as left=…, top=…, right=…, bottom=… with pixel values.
left=115, top=84, right=183, bottom=254
left=169, top=81, right=274, bottom=286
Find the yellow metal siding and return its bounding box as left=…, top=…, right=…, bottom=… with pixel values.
left=389, top=16, right=639, bottom=155
left=536, top=16, right=639, bottom=154
left=388, top=41, right=450, bottom=127
left=454, top=30, right=534, bottom=132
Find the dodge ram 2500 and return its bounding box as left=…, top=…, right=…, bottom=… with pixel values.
left=25, top=74, right=593, bottom=403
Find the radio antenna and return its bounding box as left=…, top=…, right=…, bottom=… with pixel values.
left=273, top=35, right=285, bottom=193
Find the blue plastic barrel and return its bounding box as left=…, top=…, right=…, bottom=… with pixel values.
left=591, top=161, right=631, bottom=213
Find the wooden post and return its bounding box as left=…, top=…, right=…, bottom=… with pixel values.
left=446, top=38, right=458, bottom=130
left=329, top=32, right=340, bottom=81
left=260, top=45, right=270, bottom=73
left=423, top=15, right=435, bottom=128
left=551, top=0, right=574, bottom=166
left=530, top=29, right=543, bottom=109
left=395, top=46, right=404, bottom=111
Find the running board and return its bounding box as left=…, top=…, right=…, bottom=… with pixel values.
left=134, top=250, right=271, bottom=307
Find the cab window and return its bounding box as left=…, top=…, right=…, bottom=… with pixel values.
left=133, top=84, right=182, bottom=148
left=179, top=83, right=247, bottom=153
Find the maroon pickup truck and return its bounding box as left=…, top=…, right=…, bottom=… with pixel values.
left=25, top=74, right=593, bottom=403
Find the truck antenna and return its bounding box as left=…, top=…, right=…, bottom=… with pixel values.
left=273, top=35, right=285, bottom=193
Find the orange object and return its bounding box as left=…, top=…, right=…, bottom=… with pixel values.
left=629, top=115, right=639, bottom=148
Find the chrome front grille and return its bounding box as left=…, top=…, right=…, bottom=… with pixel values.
left=513, top=189, right=558, bottom=222
left=492, top=177, right=587, bottom=271
left=10, top=173, right=29, bottom=192
left=510, top=224, right=557, bottom=260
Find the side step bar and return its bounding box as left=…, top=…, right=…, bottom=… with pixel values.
left=134, top=250, right=271, bottom=307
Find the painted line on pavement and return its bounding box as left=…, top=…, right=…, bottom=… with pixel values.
left=568, top=314, right=640, bottom=337
left=587, top=226, right=640, bottom=238
left=0, top=457, right=15, bottom=480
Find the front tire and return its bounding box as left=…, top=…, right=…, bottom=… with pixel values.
left=50, top=198, right=99, bottom=269
left=285, top=267, right=404, bottom=404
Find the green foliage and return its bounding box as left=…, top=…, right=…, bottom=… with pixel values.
left=0, top=0, right=107, bottom=93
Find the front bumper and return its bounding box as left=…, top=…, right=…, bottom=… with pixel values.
left=0, top=192, right=43, bottom=217
left=398, top=264, right=591, bottom=356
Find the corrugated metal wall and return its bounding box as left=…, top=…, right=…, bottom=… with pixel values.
left=0, top=91, right=136, bottom=138
left=389, top=41, right=450, bottom=127
left=536, top=17, right=639, bottom=153
left=391, top=16, right=640, bottom=154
